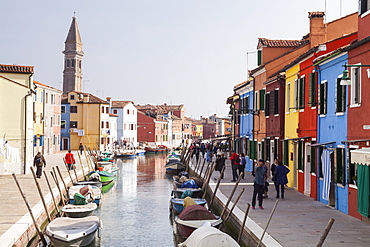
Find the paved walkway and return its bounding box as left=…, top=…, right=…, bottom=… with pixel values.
left=0, top=151, right=89, bottom=246
left=191, top=156, right=370, bottom=247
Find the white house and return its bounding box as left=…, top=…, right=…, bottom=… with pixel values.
left=111, top=101, right=138, bottom=147
left=108, top=113, right=118, bottom=150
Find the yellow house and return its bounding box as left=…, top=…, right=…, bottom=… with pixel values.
left=63, top=91, right=110, bottom=150
left=0, top=64, right=34, bottom=174
left=196, top=124, right=203, bottom=139
left=284, top=64, right=300, bottom=188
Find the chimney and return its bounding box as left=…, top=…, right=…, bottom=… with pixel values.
left=106, top=97, right=111, bottom=102
left=308, top=12, right=325, bottom=47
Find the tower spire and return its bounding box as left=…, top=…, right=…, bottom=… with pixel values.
left=62, top=16, right=84, bottom=94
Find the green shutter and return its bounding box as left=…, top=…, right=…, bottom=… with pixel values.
left=318, top=146, right=323, bottom=178
left=309, top=73, right=316, bottom=106
left=319, top=82, right=326, bottom=115
left=336, top=78, right=343, bottom=113
left=283, top=140, right=289, bottom=166
left=357, top=164, right=370, bottom=217
left=257, top=50, right=262, bottom=66
left=299, top=77, right=305, bottom=109
left=336, top=148, right=343, bottom=184
left=310, top=141, right=316, bottom=173
left=298, top=141, right=303, bottom=170
left=260, top=89, right=265, bottom=111
left=342, top=82, right=346, bottom=112
left=265, top=93, right=270, bottom=116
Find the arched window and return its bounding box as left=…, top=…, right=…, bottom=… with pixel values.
left=66, top=60, right=70, bottom=68
left=71, top=59, right=75, bottom=67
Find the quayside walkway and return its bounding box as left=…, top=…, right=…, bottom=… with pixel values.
left=191, top=158, right=370, bottom=247
left=0, top=151, right=88, bottom=247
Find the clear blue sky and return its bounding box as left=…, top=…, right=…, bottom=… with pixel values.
left=1, top=0, right=357, bottom=119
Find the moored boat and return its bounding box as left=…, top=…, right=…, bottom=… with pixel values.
left=171, top=198, right=207, bottom=214
left=172, top=188, right=203, bottom=198
left=61, top=203, right=98, bottom=218
left=45, top=216, right=101, bottom=247
left=175, top=205, right=222, bottom=238
left=73, top=180, right=102, bottom=188
left=178, top=221, right=240, bottom=247
left=87, top=170, right=117, bottom=185
left=68, top=185, right=102, bottom=205
left=165, top=162, right=186, bottom=174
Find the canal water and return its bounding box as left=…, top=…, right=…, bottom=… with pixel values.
left=96, top=154, right=176, bottom=247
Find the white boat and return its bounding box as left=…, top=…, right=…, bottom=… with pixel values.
left=178, top=222, right=240, bottom=247
left=68, top=185, right=102, bottom=205
left=61, top=203, right=98, bottom=218
left=45, top=216, right=102, bottom=247
left=96, top=161, right=113, bottom=172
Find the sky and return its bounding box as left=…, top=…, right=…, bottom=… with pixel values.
left=1, top=0, right=357, bottom=119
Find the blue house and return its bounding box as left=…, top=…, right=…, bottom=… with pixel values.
left=235, top=80, right=254, bottom=172
left=315, top=51, right=348, bottom=214
left=60, top=102, right=70, bottom=150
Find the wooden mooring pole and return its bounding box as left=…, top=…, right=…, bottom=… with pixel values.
left=208, top=166, right=225, bottom=209
left=30, top=167, right=51, bottom=223
left=56, top=166, right=68, bottom=193
left=316, top=218, right=335, bottom=247
left=43, top=171, right=60, bottom=217
left=12, top=173, right=48, bottom=246
left=220, top=172, right=244, bottom=219
left=257, top=200, right=279, bottom=247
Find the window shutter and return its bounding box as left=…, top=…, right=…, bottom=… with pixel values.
left=240, top=97, right=244, bottom=114
left=298, top=141, right=303, bottom=170
left=274, top=90, right=279, bottom=114
left=245, top=96, right=249, bottom=114
left=299, top=77, right=305, bottom=109
left=323, top=82, right=327, bottom=114
left=265, top=93, right=270, bottom=116
left=342, top=82, right=346, bottom=112
left=270, top=91, right=275, bottom=115
left=260, top=89, right=265, bottom=110
left=336, top=78, right=344, bottom=113
left=310, top=141, right=316, bottom=173
left=283, top=140, right=289, bottom=166
left=257, top=50, right=262, bottom=66
left=309, top=73, right=316, bottom=106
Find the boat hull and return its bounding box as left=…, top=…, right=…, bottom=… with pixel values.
left=62, top=203, right=97, bottom=218
left=175, top=217, right=222, bottom=238
left=172, top=188, right=203, bottom=198
left=165, top=162, right=185, bottom=174
left=171, top=198, right=207, bottom=214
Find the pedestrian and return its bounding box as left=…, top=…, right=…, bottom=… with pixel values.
left=263, top=161, right=269, bottom=198
left=194, top=144, right=200, bottom=162
left=274, top=160, right=290, bottom=199
left=251, top=159, right=266, bottom=210
left=206, top=149, right=211, bottom=162
left=229, top=150, right=240, bottom=182
left=200, top=143, right=206, bottom=158
left=79, top=143, right=84, bottom=155
left=239, top=153, right=246, bottom=179
left=215, top=154, right=226, bottom=179
left=33, top=152, right=46, bottom=178
left=65, top=150, right=76, bottom=170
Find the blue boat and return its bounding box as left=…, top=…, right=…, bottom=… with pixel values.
left=164, top=161, right=186, bottom=174
left=170, top=198, right=207, bottom=214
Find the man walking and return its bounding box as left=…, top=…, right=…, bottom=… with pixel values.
left=274, top=160, right=290, bottom=199
left=79, top=143, right=84, bottom=155
left=65, top=150, right=76, bottom=170
left=252, top=159, right=266, bottom=210
left=229, top=150, right=240, bottom=182
left=33, top=152, right=46, bottom=178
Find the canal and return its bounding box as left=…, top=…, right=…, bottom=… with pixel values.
left=96, top=153, right=176, bottom=247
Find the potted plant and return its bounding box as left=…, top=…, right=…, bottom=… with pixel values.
left=352, top=175, right=357, bottom=186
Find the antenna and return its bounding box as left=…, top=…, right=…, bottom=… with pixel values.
left=74, top=11, right=76, bottom=17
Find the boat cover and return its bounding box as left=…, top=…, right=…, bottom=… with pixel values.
left=62, top=203, right=97, bottom=213
left=178, top=205, right=216, bottom=220
left=181, top=179, right=198, bottom=189
left=178, top=223, right=240, bottom=247
left=183, top=197, right=197, bottom=209
left=73, top=193, right=87, bottom=205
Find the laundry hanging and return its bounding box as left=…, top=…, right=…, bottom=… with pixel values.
left=321, top=149, right=332, bottom=201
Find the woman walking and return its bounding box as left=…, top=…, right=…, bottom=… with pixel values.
left=274, top=160, right=290, bottom=199
left=239, top=153, right=246, bottom=179
left=251, top=159, right=266, bottom=209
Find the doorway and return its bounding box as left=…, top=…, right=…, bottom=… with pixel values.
left=62, top=138, right=69, bottom=150
left=304, top=143, right=311, bottom=195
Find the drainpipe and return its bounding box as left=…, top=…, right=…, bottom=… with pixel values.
left=24, top=72, right=34, bottom=174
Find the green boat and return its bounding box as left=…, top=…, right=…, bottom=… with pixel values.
left=87, top=170, right=118, bottom=185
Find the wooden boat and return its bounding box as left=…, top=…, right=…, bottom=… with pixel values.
left=165, top=161, right=186, bottom=174
left=45, top=216, right=101, bottom=247
left=61, top=203, right=97, bottom=218
left=68, top=185, right=102, bottom=205
left=96, top=161, right=113, bottom=172
left=101, top=179, right=115, bottom=193
left=135, top=149, right=146, bottom=155
left=144, top=147, right=159, bottom=153
left=178, top=221, right=240, bottom=247
left=87, top=170, right=117, bottom=185
left=73, top=181, right=102, bottom=189
left=175, top=205, right=222, bottom=238
left=170, top=198, right=207, bottom=214
left=172, top=188, right=203, bottom=198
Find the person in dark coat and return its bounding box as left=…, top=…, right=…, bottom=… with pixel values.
left=251, top=159, right=266, bottom=209
left=274, top=160, right=290, bottom=199
left=215, top=154, right=226, bottom=179
left=33, top=152, right=46, bottom=178
left=239, top=153, right=246, bottom=179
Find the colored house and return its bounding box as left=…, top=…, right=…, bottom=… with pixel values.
left=111, top=101, right=138, bottom=147
left=0, top=64, right=34, bottom=174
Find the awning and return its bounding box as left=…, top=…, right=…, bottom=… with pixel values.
left=281, top=136, right=312, bottom=141
left=310, top=141, right=335, bottom=147
left=350, top=148, right=370, bottom=165
left=226, top=94, right=240, bottom=104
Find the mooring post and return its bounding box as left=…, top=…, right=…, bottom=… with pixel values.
left=237, top=203, right=251, bottom=243
left=202, top=162, right=216, bottom=199
left=30, top=167, right=51, bottom=223
left=208, top=166, right=225, bottom=209
left=199, top=159, right=207, bottom=177
left=257, top=200, right=279, bottom=247
left=77, top=151, right=86, bottom=178
left=316, top=218, right=335, bottom=247
left=56, top=166, right=68, bottom=194
left=44, top=171, right=60, bottom=217
left=51, top=169, right=65, bottom=206
left=220, top=172, right=244, bottom=219
left=222, top=187, right=245, bottom=228
left=12, top=173, right=48, bottom=246
left=63, top=157, right=74, bottom=183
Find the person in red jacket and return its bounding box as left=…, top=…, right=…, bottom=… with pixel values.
left=229, top=150, right=240, bottom=182
left=65, top=150, right=76, bottom=170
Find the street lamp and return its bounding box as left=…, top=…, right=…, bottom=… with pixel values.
left=341, top=64, right=370, bottom=86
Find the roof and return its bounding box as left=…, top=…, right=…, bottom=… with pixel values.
left=343, top=35, right=370, bottom=52
left=0, top=64, right=34, bottom=74
left=109, top=113, right=118, bottom=117
left=69, top=91, right=108, bottom=104
left=34, top=80, right=63, bottom=93
left=308, top=12, right=325, bottom=19
left=233, top=79, right=252, bottom=90
left=65, top=17, right=82, bottom=44
left=313, top=45, right=349, bottom=65
left=258, top=38, right=309, bottom=49
left=111, top=101, right=132, bottom=108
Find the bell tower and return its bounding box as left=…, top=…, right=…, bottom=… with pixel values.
left=63, top=16, right=84, bottom=93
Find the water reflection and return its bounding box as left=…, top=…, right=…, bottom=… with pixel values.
left=96, top=154, right=175, bottom=247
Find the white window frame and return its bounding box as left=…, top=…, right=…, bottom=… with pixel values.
left=350, top=64, right=361, bottom=108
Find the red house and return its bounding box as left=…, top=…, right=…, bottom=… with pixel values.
left=137, top=111, right=155, bottom=143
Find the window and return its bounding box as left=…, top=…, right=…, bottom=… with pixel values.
left=127, top=109, right=130, bottom=114
left=106, top=107, right=109, bottom=113
left=254, top=91, right=258, bottom=110
left=46, top=93, right=49, bottom=104
left=40, top=92, right=43, bottom=102
left=310, top=141, right=316, bottom=173
left=71, top=59, right=75, bottom=68
left=40, top=113, right=43, bottom=124
left=334, top=148, right=345, bottom=185
left=61, top=105, right=66, bottom=114
left=51, top=116, right=54, bottom=126
left=298, top=77, right=305, bottom=109
left=101, top=106, right=104, bottom=113
left=70, top=94, right=75, bottom=100
left=113, top=109, right=118, bottom=114
left=79, top=60, right=82, bottom=69
left=124, top=124, right=126, bottom=130
left=66, top=59, right=70, bottom=68
left=101, top=137, right=104, bottom=145
left=274, top=89, right=279, bottom=115
left=34, top=90, right=37, bottom=101
left=294, top=79, right=299, bottom=109
left=265, top=93, right=270, bottom=116
left=298, top=141, right=304, bottom=170
left=257, top=50, right=262, bottom=66
left=107, top=138, right=110, bottom=144
left=308, top=72, right=317, bottom=106
left=70, top=121, right=77, bottom=128
left=319, top=81, right=327, bottom=115
left=351, top=67, right=361, bottom=106
left=70, top=106, right=77, bottom=113
left=336, top=78, right=346, bottom=113
left=259, top=89, right=265, bottom=111
left=106, top=122, right=109, bottom=129
left=101, top=121, right=104, bottom=128
left=244, top=96, right=249, bottom=114
left=132, top=110, right=135, bottom=115
left=283, top=140, right=289, bottom=166
left=286, top=84, right=291, bottom=112
left=360, top=0, right=370, bottom=15
left=58, top=115, right=61, bottom=125
left=51, top=94, right=54, bottom=104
